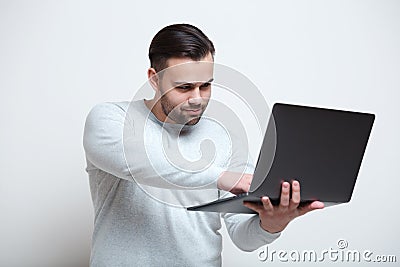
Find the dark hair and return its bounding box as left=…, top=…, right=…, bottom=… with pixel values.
left=148, top=24, right=215, bottom=72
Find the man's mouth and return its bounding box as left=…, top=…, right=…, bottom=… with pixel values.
left=183, top=108, right=202, bottom=115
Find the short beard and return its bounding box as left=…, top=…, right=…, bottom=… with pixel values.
left=160, top=95, right=202, bottom=126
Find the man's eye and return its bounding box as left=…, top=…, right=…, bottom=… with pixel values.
left=200, top=83, right=211, bottom=88
left=176, top=85, right=193, bottom=90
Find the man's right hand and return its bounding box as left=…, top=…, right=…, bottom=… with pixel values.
left=217, top=171, right=253, bottom=195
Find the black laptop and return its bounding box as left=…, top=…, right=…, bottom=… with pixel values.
left=187, top=103, right=375, bottom=213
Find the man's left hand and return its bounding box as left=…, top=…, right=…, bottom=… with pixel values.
left=243, top=180, right=324, bottom=233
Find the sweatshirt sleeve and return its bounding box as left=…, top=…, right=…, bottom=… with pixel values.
left=219, top=177, right=281, bottom=252
left=83, top=102, right=138, bottom=181
left=83, top=102, right=175, bottom=185
left=221, top=212, right=281, bottom=251
left=83, top=102, right=221, bottom=189
left=220, top=133, right=281, bottom=251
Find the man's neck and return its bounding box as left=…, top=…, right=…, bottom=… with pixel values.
left=144, top=98, right=171, bottom=123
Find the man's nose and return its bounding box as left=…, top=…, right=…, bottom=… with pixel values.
left=188, top=87, right=202, bottom=105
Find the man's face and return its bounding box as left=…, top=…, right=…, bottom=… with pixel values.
left=157, top=53, right=214, bottom=125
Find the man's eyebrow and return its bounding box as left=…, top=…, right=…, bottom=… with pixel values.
left=173, top=78, right=214, bottom=85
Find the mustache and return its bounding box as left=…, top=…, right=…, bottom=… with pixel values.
left=180, top=99, right=210, bottom=112
left=181, top=104, right=205, bottom=110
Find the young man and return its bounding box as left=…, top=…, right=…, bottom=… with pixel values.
left=83, top=24, right=324, bottom=266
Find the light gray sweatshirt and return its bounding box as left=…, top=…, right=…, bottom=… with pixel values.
left=83, top=100, right=280, bottom=267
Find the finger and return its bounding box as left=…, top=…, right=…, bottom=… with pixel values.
left=243, top=201, right=264, bottom=214
left=234, top=173, right=251, bottom=193
left=310, top=201, right=325, bottom=209
left=244, top=183, right=251, bottom=193
left=289, top=180, right=301, bottom=209
left=230, top=188, right=243, bottom=195
left=243, top=174, right=252, bottom=192
left=261, top=196, right=274, bottom=212
left=279, top=182, right=290, bottom=208
left=298, top=201, right=325, bottom=216
left=245, top=174, right=253, bottom=185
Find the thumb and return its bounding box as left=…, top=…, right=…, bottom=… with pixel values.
left=298, top=201, right=324, bottom=216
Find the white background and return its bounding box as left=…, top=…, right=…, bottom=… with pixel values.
left=1, top=0, right=399, bottom=266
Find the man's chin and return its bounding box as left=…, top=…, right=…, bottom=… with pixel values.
left=185, top=116, right=202, bottom=126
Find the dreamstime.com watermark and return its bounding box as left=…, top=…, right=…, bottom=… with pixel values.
left=258, top=239, right=397, bottom=263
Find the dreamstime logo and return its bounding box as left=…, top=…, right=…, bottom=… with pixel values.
left=122, top=62, right=277, bottom=207
left=337, top=239, right=348, bottom=249
left=258, top=239, right=397, bottom=263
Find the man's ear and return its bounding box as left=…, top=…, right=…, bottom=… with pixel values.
left=147, top=68, right=159, bottom=91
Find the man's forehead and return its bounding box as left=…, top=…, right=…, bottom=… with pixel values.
left=162, top=61, right=214, bottom=83
left=161, top=54, right=214, bottom=82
